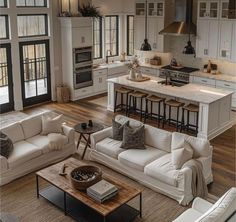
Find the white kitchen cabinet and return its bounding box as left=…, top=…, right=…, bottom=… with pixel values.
left=140, top=66, right=158, bottom=76
left=198, top=0, right=219, bottom=19
left=231, top=22, right=236, bottom=63
left=192, top=76, right=216, bottom=86
left=147, top=1, right=164, bottom=17
left=220, top=0, right=229, bottom=19
left=74, top=86, right=94, bottom=99
left=108, top=65, right=129, bottom=77
left=94, top=75, right=107, bottom=93
left=72, top=27, right=92, bottom=48
left=134, top=16, right=145, bottom=50
left=196, top=19, right=219, bottom=59
left=135, top=1, right=146, bottom=16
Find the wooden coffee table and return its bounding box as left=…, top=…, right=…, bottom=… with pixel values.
left=36, top=158, right=142, bottom=222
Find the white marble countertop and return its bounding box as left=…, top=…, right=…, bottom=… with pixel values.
left=108, top=75, right=234, bottom=104
left=191, top=71, right=236, bottom=83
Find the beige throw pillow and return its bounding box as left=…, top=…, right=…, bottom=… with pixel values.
left=171, top=141, right=193, bottom=169
left=41, top=114, right=63, bottom=135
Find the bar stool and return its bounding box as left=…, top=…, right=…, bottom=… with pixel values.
left=163, top=99, right=185, bottom=131
left=128, top=91, right=147, bottom=121
left=144, top=95, right=165, bottom=127
left=181, top=103, right=199, bottom=135
left=114, top=87, right=133, bottom=115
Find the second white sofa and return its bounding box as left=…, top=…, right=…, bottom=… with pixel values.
left=90, top=115, right=213, bottom=205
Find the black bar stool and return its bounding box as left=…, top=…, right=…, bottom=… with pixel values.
left=128, top=91, right=147, bottom=121
left=144, top=95, right=165, bottom=127
left=181, top=103, right=199, bottom=136
left=163, top=99, right=185, bottom=131
left=114, top=87, right=133, bottom=115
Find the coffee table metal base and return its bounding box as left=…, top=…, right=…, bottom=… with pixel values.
left=37, top=177, right=141, bottom=222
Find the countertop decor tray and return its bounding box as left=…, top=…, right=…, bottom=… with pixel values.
left=127, top=76, right=150, bottom=82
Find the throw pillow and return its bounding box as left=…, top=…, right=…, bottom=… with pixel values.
left=111, top=119, right=129, bottom=141
left=41, top=114, right=63, bottom=135
left=171, top=141, right=193, bottom=169
left=0, top=131, right=13, bottom=159
left=121, top=125, right=146, bottom=149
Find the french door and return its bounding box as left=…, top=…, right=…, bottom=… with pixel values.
left=19, top=40, right=51, bottom=107
left=0, top=43, right=14, bottom=113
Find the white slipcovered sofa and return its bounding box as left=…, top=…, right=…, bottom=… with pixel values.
left=0, top=111, right=76, bottom=186
left=90, top=115, right=213, bottom=205
left=173, top=187, right=236, bottom=222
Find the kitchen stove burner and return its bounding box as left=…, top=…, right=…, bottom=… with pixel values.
left=161, top=65, right=199, bottom=73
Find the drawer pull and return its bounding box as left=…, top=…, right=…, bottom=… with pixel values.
left=224, top=84, right=230, bottom=87
left=201, top=80, right=207, bottom=83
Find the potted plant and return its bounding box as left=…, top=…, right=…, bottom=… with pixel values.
left=78, top=2, right=102, bottom=18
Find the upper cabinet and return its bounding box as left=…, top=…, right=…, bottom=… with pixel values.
left=135, top=0, right=164, bottom=17
left=135, top=1, right=146, bottom=16
left=196, top=0, right=236, bottom=62
left=198, top=0, right=219, bottom=19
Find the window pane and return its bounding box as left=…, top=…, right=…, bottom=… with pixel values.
left=127, top=15, right=134, bottom=55
left=16, top=0, right=46, bottom=7
left=0, top=0, right=7, bottom=7
left=0, top=16, right=8, bottom=39
left=17, top=15, right=47, bottom=37
left=93, top=18, right=102, bottom=59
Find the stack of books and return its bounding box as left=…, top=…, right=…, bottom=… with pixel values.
left=87, top=179, right=118, bottom=203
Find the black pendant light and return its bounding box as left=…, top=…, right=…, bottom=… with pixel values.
left=183, top=0, right=195, bottom=55
left=140, top=0, right=152, bottom=51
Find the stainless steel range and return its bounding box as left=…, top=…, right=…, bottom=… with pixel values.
left=159, top=65, right=199, bottom=86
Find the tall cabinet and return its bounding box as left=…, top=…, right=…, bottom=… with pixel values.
left=196, top=0, right=236, bottom=62
left=134, top=0, right=164, bottom=52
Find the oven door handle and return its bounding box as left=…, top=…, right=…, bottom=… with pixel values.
left=74, top=68, right=92, bottom=73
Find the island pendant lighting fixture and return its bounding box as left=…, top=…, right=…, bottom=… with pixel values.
left=140, top=0, right=152, bottom=51
left=183, top=0, right=195, bottom=55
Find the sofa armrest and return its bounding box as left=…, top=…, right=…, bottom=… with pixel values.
left=197, top=156, right=213, bottom=184
left=177, top=167, right=193, bottom=199
left=62, top=124, right=75, bottom=144
left=0, top=155, right=8, bottom=173
left=90, top=127, right=112, bottom=149
left=192, top=197, right=213, bottom=214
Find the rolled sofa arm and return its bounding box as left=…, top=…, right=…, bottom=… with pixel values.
left=62, top=124, right=75, bottom=144
left=192, top=197, right=213, bottom=214
left=0, top=155, right=8, bottom=173
left=90, top=127, right=112, bottom=149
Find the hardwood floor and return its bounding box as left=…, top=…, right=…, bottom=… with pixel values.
left=22, top=94, right=236, bottom=198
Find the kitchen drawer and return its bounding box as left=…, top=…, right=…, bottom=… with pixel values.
left=74, top=86, right=94, bottom=98
left=193, top=76, right=216, bottom=86
left=93, top=68, right=108, bottom=77
left=140, top=67, right=157, bottom=76
left=216, top=80, right=236, bottom=90
left=108, top=65, right=128, bottom=75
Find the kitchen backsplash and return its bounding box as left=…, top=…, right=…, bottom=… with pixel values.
left=136, top=35, right=236, bottom=76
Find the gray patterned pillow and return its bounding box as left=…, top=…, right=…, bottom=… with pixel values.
left=121, top=125, right=146, bottom=149
left=0, top=131, right=13, bottom=159
left=111, top=119, right=129, bottom=141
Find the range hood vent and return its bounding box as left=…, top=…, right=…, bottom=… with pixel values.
left=159, top=0, right=196, bottom=36
left=228, top=0, right=236, bottom=19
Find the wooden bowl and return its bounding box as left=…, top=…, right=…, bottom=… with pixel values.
left=70, top=165, right=102, bottom=191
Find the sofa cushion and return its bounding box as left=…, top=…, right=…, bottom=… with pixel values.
left=145, top=125, right=172, bottom=152
left=26, top=134, right=68, bottom=154
left=196, top=187, right=236, bottom=222
left=8, top=141, right=42, bottom=168
left=172, top=141, right=193, bottom=169
left=111, top=119, right=129, bottom=141
left=96, top=138, right=124, bottom=159
left=21, top=115, right=42, bottom=139
left=115, top=115, right=142, bottom=128
left=173, top=208, right=203, bottom=222
left=121, top=125, right=145, bottom=149
left=118, top=146, right=167, bottom=171
left=0, top=132, right=13, bottom=159
left=41, top=114, right=63, bottom=135
left=144, top=153, right=180, bottom=187
left=172, top=132, right=211, bottom=158
left=1, top=123, right=25, bottom=143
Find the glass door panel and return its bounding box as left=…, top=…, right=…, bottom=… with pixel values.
left=209, top=2, right=218, bottom=18
left=0, top=44, right=14, bottom=113
left=20, top=40, right=51, bottom=107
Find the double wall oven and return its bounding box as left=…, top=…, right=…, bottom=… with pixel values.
left=73, top=47, right=93, bottom=89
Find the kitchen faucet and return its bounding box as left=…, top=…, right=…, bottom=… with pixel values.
left=106, top=50, right=112, bottom=64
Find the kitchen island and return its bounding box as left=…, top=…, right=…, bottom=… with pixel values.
left=107, top=75, right=234, bottom=140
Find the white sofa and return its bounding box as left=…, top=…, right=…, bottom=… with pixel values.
left=0, top=111, right=76, bottom=186
left=90, top=115, right=213, bottom=206
left=173, top=187, right=236, bottom=222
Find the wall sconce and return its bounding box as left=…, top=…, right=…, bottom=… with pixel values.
left=58, top=0, right=72, bottom=17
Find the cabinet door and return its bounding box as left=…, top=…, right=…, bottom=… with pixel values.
left=220, top=0, right=229, bottom=19
left=209, top=1, right=219, bottom=19
left=94, top=75, right=107, bottom=93
left=198, top=1, right=208, bottom=18
left=72, top=27, right=92, bottom=48
left=148, top=17, right=157, bottom=50
left=231, top=22, right=236, bottom=62
left=134, top=17, right=145, bottom=50
left=208, top=20, right=219, bottom=58
left=196, top=20, right=209, bottom=57
left=136, top=1, right=146, bottom=16
left=218, top=20, right=233, bottom=60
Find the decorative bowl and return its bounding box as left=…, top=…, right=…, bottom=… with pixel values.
left=70, top=165, right=102, bottom=190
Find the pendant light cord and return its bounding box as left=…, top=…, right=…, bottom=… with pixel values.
left=145, top=0, right=148, bottom=39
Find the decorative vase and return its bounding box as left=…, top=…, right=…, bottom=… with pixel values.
left=129, top=69, right=136, bottom=80
left=136, top=72, right=143, bottom=80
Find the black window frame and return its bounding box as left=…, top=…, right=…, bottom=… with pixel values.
left=0, top=0, right=7, bottom=8
left=127, top=15, right=134, bottom=56
left=17, top=14, right=48, bottom=38
left=105, top=15, right=119, bottom=57
left=93, top=17, right=103, bottom=60
left=16, top=0, right=47, bottom=7
left=0, top=15, right=9, bottom=40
